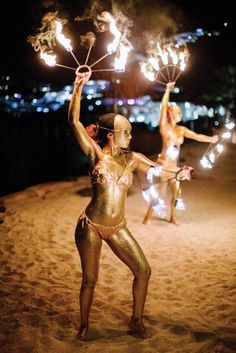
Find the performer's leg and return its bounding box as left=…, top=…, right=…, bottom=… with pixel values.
left=142, top=202, right=154, bottom=224
left=75, top=222, right=102, bottom=339
left=169, top=180, right=180, bottom=225
left=107, top=227, right=151, bottom=338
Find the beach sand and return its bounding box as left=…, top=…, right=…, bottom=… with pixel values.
left=0, top=141, right=236, bottom=353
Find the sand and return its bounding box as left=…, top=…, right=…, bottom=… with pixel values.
left=0, top=141, right=236, bottom=353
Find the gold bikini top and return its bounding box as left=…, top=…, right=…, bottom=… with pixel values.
left=90, top=159, right=133, bottom=188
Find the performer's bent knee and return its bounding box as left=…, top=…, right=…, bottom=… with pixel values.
left=137, top=264, right=151, bottom=281
left=81, top=275, right=98, bottom=289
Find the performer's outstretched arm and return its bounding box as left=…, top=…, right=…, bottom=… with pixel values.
left=133, top=152, right=193, bottom=181
left=182, top=127, right=218, bottom=143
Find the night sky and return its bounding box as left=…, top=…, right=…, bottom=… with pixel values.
left=1, top=0, right=235, bottom=95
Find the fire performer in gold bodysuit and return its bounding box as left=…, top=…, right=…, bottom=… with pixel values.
left=68, top=72, right=192, bottom=340
left=143, top=82, right=218, bottom=226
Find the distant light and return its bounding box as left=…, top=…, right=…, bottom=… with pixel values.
left=87, top=94, right=93, bottom=100
left=88, top=105, right=94, bottom=111
left=64, top=85, right=71, bottom=92
left=223, top=22, right=228, bottom=27
left=95, top=100, right=101, bottom=106
left=196, top=28, right=204, bottom=36
left=137, top=115, right=145, bottom=122
left=218, top=106, right=226, bottom=116
left=42, top=86, right=49, bottom=92
left=127, top=99, right=135, bottom=105
left=173, top=87, right=180, bottom=93
left=150, top=120, right=158, bottom=128
left=12, top=102, right=18, bottom=109
left=207, top=108, right=214, bottom=117
left=185, top=102, right=191, bottom=109
left=192, top=111, right=199, bottom=120
left=129, top=116, right=135, bottom=123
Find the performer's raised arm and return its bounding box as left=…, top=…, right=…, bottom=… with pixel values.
left=159, top=81, right=175, bottom=131
left=68, top=72, right=101, bottom=160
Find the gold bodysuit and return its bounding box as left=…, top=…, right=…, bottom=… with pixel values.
left=78, top=157, right=132, bottom=240
left=90, top=158, right=133, bottom=188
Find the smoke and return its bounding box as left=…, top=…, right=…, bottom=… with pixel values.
left=80, top=32, right=96, bottom=48
left=27, top=12, right=68, bottom=54
left=74, top=0, right=184, bottom=53
left=75, top=0, right=133, bottom=36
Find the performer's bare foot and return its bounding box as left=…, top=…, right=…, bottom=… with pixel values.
left=143, top=218, right=151, bottom=225
left=170, top=218, right=181, bottom=226
left=128, top=318, right=150, bottom=339
left=76, top=326, right=89, bottom=341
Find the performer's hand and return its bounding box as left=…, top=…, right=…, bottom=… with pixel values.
left=166, top=81, right=175, bottom=91
left=176, top=166, right=194, bottom=181
left=211, top=135, right=219, bottom=143
left=75, top=71, right=91, bottom=88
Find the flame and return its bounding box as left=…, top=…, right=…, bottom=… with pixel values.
left=167, top=47, right=178, bottom=65
left=140, top=62, right=155, bottom=81
left=149, top=57, right=160, bottom=71
left=114, top=42, right=132, bottom=72
left=178, top=51, right=187, bottom=71
left=100, top=11, right=132, bottom=71
left=30, top=10, right=132, bottom=74
left=55, top=20, right=72, bottom=51
left=40, top=52, right=56, bottom=66
left=100, top=12, right=121, bottom=54
left=157, top=43, right=168, bottom=65
left=141, top=41, right=189, bottom=83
